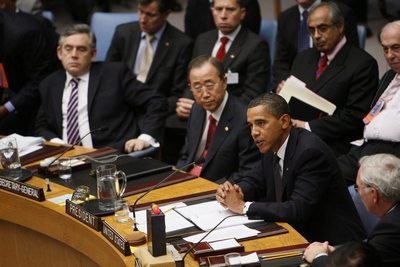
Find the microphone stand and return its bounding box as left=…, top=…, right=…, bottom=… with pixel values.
left=43, top=127, right=107, bottom=175
left=180, top=214, right=243, bottom=266
left=127, top=160, right=200, bottom=245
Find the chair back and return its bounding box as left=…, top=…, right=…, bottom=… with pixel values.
left=259, top=19, right=277, bottom=63
left=42, top=10, right=54, bottom=22
left=90, top=12, right=138, bottom=61
left=357, top=25, right=367, bottom=49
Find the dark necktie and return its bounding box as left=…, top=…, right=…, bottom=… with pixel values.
left=190, top=115, right=217, bottom=176
left=298, top=10, right=309, bottom=52
left=315, top=54, right=328, bottom=80
left=273, top=154, right=283, bottom=202
left=66, top=78, right=81, bottom=145
left=215, top=36, right=229, bottom=61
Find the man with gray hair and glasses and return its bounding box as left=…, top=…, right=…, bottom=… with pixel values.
left=303, top=153, right=400, bottom=267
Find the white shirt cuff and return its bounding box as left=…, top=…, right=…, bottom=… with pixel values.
left=243, top=201, right=253, bottom=215
left=304, top=122, right=311, bottom=131
left=4, top=101, right=15, bottom=113
left=138, top=133, right=160, bottom=147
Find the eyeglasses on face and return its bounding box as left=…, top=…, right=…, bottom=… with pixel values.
left=190, top=79, right=221, bottom=94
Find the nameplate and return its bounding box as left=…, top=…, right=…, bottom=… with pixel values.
left=102, top=221, right=132, bottom=256
left=0, top=176, right=45, bottom=201
left=65, top=200, right=102, bottom=231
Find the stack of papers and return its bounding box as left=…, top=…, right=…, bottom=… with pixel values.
left=1, top=134, right=44, bottom=156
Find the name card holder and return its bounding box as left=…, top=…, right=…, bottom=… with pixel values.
left=65, top=199, right=102, bottom=231
left=102, top=221, right=132, bottom=256
left=0, top=175, right=45, bottom=201
left=182, top=241, right=244, bottom=260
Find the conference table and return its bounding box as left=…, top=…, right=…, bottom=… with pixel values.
left=0, top=145, right=308, bottom=267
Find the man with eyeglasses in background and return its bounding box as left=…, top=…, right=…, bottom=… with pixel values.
left=276, top=1, right=378, bottom=156
left=176, top=55, right=259, bottom=182
left=303, top=153, right=400, bottom=267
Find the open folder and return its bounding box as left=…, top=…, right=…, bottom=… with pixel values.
left=279, top=75, right=336, bottom=115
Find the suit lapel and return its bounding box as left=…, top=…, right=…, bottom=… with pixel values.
left=53, top=73, right=67, bottom=133
left=126, top=28, right=141, bottom=70
left=87, top=64, right=101, bottom=114
left=280, top=128, right=299, bottom=201
left=203, top=97, right=234, bottom=167
left=223, top=27, right=246, bottom=69
left=187, top=106, right=206, bottom=162
left=147, top=24, right=171, bottom=81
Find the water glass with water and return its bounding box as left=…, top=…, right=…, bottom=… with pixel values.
left=0, top=137, right=22, bottom=179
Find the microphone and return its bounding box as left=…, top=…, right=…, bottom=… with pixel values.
left=44, top=127, right=108, bottom=173
left=180, top=214, right=244, bottom=266
left=132, top=159, right=203, bottom=231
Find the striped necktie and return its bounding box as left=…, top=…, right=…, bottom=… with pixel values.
left=66, top=78, right=81, bottom=145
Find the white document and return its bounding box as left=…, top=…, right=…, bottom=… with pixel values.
left=209, top=239, right=241, bottom=250
left=132, top=202, right=194, bottom=234
left=279, top=75, right=336, bottom=115
left=0, top=134, right=44, bottom=155
left=183, top=225, right=260, bottom=243
left=174, top=200, right=262, bottom=231
left=241, top=252, right=260, bottom=265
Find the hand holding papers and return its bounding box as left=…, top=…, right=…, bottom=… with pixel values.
left=279, top=76, right=336, bottom=115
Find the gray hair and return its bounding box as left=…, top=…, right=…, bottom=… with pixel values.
left=359, top=153, right=400, bottom=202
left=59, top=24, right=96, bottom=51
left=378, top=20, right=400, bottom=44
left=248, top=92, right=290, bottom=118
left=309, top=1, right=344, bottom=27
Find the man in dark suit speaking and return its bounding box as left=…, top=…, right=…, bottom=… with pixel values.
left=35, top=24, right=167, bottom=152
left=216, top=93, right=365, bottom=245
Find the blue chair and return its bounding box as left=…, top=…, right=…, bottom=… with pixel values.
left=357, top=25, right=367, bottom=49
left=90, top=12, right=138, bottom=61
left=259, top=19, right=278, bottom=63
left=42, top=11, right=54, bottom=22
left=348, top=185, right=379, bottom=234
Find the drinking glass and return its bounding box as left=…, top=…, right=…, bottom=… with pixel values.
left=0, top=137, right=22, bottom=179
left=224, top=252, right=242, bottom=267
left=58, top=157, right=72, bottom=180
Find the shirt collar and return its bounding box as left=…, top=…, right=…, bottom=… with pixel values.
left=207, top=91, right=229, bottom=122
left=65, top=71, right=89, bottom=85
left=322, top=36, right=347, bottom=62
left=218, top=24, right=241, bottom=43
left=141, top=22, right=167, bottom=40
left=298, top=0, right=321, bottom=14
left=276, top=133, right=290, bottom=161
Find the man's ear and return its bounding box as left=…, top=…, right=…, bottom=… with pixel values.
left=280, top=114, right=291, bottom=129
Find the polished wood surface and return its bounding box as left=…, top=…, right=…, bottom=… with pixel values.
left=0, top=145, right=308, bottom=267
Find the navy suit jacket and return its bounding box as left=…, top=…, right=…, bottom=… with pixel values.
left=35, top=62, right=167, bottom=151
left=290, top=42, right=378, bottom=155
left=192, top=26, right=270, bottom=104
left=272, top=0, right=359, bottom=87
left=312, top=204, right=400, bottom=267
left=106, top=22, right=192, bottom=114
left=239, top=128, right=365, bottom=245
left=177, top=95, right=260, bottom=182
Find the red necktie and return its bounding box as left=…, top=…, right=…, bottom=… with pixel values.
left=190, top=115, right=217, bottom=176
left=0, top=63, right=9, bottom=89
left=215, top=37, right=229, bottom=61
left=315, top=54, right=328, bottom=79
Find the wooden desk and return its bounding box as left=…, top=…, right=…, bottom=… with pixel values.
left=0, top=146, right=307, bottom=267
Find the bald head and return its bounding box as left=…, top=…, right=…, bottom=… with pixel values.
left=379, top=21, right=400, bottom=74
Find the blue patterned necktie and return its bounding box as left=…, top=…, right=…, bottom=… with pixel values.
left=298, top=10, right=309, bottom=52
left=66, top=78, right=81, bottom=145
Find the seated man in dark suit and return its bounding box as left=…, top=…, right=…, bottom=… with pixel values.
left=216, top=93, right=365, bottom=245
left=0, top=0, right=59, bottom=135
left=304, top=154, right=400, bottom=267
left=184, top=0, right=261, bottom=40
left=35, top=24, right=167, bottom=153
left=338, top=21, right=400, bottom=185
left=272, top=0, right=358, bottom=88
left=278, top=2, right=378, bottom=156
left=106, top=0, right=193, bottom=115
left=177, top=55, right=259, bottom=182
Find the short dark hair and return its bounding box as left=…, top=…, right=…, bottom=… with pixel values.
left=211, top=0, right=246, bottom=8
left=326, top=242, right=382, bottom=267
left=248, top=93, right=290, bottom=118
left=188, top=55, right=225, bottom=80
left=59, top=24, right=96, bottom=51
left=138, top=0, right=173, bottom=14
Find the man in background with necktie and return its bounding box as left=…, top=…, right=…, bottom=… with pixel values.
left=277, top=2, right=378, bottom=156
left=176, top=55, right=259, bottom=182
left=337, top=21, right=400, bottom=185
left=175, top=0, right=270, bottom=121
left=35, top=24, right=167, bottom=153
left=272, top=0, right=358, bottom=89
left=216, top=92, right=365, bottom=245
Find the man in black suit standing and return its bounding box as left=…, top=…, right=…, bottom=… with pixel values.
left=177, top=55, right=259, bottom=182
left=176, top=0, right=270, bottom=120
left=272, top=0, right=359, bottom=88
left=184, top=0, right=261, bottom=40
left=304, top=153, right=400, bottom=267
left=106, top=0, right=192, bottom=115
left=279, top=2, right=378, bottom=156
left=216, top=93, right=365, bottom=245
left=35, top=24, right=167, bottom=153
left=0, top=0, right=59, bottom=135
